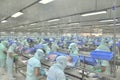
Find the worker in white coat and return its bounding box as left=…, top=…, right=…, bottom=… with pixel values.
left=68, top=43, right=79, bottom=56
left=0, top=41, right=7, bottom=75
left=51, top=41, right=59, bottom=52
left=6, top=43, right=17, bottom=80
left=26, top=49, right=45, bottom=80
left=95, top=39, right=111, bottom=74
left=47, top=56, right=67, bottom=80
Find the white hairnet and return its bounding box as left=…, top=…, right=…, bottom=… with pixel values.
left=108, top=40, right=113, bottom=46
left=43, top=44, right=49, bottom=48
left=10, top=43, right=17, bottom=49
left=96, top=39, right=110, bottom=52
left=69, top=43, right=76, bottom=49
left=34, top=49, right=44, bottom=60
left=56, top=56, right=67, bottom=70
left=1, top=41, right=8, bottom=47
left=8, top=43, right=17, bottom=53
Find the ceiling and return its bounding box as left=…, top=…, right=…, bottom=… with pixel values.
left=0, top=0, right=120, bottom=34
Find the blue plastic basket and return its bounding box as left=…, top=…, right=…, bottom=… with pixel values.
left=47, top=52, right=78, bottom=66
left=25, top=47, right=36, bottom=54
left=46, top=52, right=68, bottom=62
left=116, top=43, right=120, bottom=47
left=57, top=42, right=64, bottom=46
left=47, top=52, right=58, bottom=56
left=66, top=41, right=72, bottom=46
left=34, top=44, right=44, bottom=49
left=90, top=50, right=113, bottom=61
left=80, top=56, right=97, bottom=66
left=57, top=52, right=68, bottom=56
left=27, top=38, right=34, bottom=43
left=94, top=41, right=101, bottom=46
left=46, top=52, right=60, bottom=61
left=76, top=41, right=84, bottom=45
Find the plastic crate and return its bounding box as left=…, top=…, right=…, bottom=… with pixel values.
left=24, top=47, right=36, bottom=54
left=46, top=52, right=68, bottom=62
left=46, top=52, right=60, bottom=61
left=94, top=41, right=101, bottom=46
left=57, top=52, right=68, bottom=56
left=34, top=44, right=44, bottom=49
left=76, top=41, right=84, bottom=45
left=80, top=55, right=97, bottom=66
left=116, top=43, right=120, bottom=47
left=57, top=42, right=64, bottom=46
left=90, top=50, right=113, bottom=61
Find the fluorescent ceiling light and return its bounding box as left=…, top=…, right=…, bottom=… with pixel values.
left=39, top=0, right=54, bottom=4
left=1, top=20, right=8, bottom=23
left=116, top=23, right=120, bottom=26
left=11, top=12, right=23, bottom=18
left=10, top=32, right=14, bottom=34
left=48, top=19, right=60, bottom=22
left=19, top=26, right=24, bottom=28
left=51, top=26, right=57, bottom=27
left=30, top=23, right=37, bottom=26
left=108, top=23, right=120, bottom=26
left=35, top=28, right=40, bottom=29
left=28, top=29, right=32, bottom=30
left=12, top=28, right=16, bottom=29
left=99, top=19, right=118, bottom=22
left=27, top=32, right=30, bottom=34
left=1, top=32, right=6, bottom=34
left=16, top=26, right=24, bottom=29
left=81, top=11, right=107, bottom=17
left=68, top=23, right=79, bottom=26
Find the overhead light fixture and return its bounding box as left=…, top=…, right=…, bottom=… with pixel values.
left=37, top=27, right=41, bottom=29
left=27, top=32, right=30, bottom=34
left=30, top=23, right=37, bottom=26
left=28, top=29, right=31, bottom=30
left=11, top=12, right=23, bottom=18
left=10, top=32, right=14, bottom=34
left=39, top=0, right=54, bottom=4
left=48, top=19, right=60, bottom=22
left=1, top=20, right=8, bottom=23
left=19, top=26, right=24, bottom=28
left=51, top=26, right=57, bottom=27
left=99, top=19, right=118, bottom=22
left=116, top=23, right=120, bottom=26
left=108, top=23, right=120, bottom=26
left=1, top=32, right=6, bottom=34
left=81, top=11, right=107, bottom=17
left=68, top=23, right=79, bottom=26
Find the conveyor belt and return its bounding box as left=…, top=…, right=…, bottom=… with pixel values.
left=41, top=59, right=87, bottom=79
left=17, top=57, right=80, bottom=80
left=21, top=54, right=89, bottom=80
